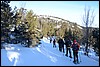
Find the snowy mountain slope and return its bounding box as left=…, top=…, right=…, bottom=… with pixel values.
left=1, top=37, right=99, bottom=66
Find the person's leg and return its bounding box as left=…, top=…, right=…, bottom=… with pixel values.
left=59, top=44, right=60, bottom=51
left=61, top=46, right=62, bottom=51
left=69, top=48, right=72, bottom=58
left=74, top=52, right=77, bottom=63
left=55, top=43, right=56, bottom=47
left=53, top=43, right=54, bottom=47
left=55, top=44, right=56, bottom=47
left=73, top=51, right=76, bottom=62
left=59, top=48, right=61, bottom=51
left=50, top=40, right=51, bottom=43
left=76, top=52, right=79, bottom=63
left=66, top=47, right=68, bottom=56
left=54, top=43, right=55, bottom=47
left=61, top=44, right=64, bottom=53
left=59, top=44, right=62, bottom=52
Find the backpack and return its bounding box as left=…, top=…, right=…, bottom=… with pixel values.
left=67, top=40, right=72, bottom=47
left=72, top=44, right=79, bottom=51
left=53, top=39, right=56, bottom=43
left=50, top=37, right=52, bottom=40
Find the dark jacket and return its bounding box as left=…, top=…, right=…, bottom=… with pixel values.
left=65, top=39, right=72, bottom=47
left=53, top=39, right=56, bottom=44
left=58, top=38, right=64, bottom=46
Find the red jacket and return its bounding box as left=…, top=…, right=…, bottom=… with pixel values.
left=71, top=40, right=80, bottom=52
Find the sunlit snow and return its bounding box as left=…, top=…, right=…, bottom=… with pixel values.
left=1, top=37, right=99, bottom=66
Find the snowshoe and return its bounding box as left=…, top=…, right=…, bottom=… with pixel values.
left=65, top=54, right=68, bottom=57
left=69, top=56, right=72, bottom=58
left=73, top=61, right=77, bottom=64
left=77, top=61, right=80, bottom=64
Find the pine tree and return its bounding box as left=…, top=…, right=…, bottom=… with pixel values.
left=1, top=1, right=18, bottom=43
left=25, top=10, right=39, bottom=47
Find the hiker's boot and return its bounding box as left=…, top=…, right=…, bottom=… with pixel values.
left=69, top=56, right=72, bottom=58
left=65, top=54, right=68, bottom=57
left=77, top=60, right=80, bottom=64
left=73, top=60, right=77, bottom=64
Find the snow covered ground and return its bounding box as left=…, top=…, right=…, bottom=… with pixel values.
left=1, top=37, right=99, bottom=66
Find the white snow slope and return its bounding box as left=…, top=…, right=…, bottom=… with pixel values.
left=1, top=37, right=99, bottom=66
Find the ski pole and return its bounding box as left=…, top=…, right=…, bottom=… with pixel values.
left=79, top=51, right=81, bottom=62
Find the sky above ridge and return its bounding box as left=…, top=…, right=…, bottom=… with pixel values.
left=10, top=1, right=99, bottom=28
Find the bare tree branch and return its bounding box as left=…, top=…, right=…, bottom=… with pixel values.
left=89, top=10, right=95, bottom=27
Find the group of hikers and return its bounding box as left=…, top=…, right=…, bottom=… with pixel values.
left=49, top=36, right=80, bottom=64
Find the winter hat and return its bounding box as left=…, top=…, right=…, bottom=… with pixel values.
left=74, top=40, right=76, bottom=42
left=73, top=40, right=77, bottom=44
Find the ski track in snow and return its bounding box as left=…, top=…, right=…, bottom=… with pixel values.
left=38, top=40, right=62, bottom=58
left=42, top=46, right=62, bottom=57
left=36, top=47, right=57, bottom=63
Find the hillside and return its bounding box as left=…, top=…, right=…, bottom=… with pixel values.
left=37, top=15, right=99, bottom=30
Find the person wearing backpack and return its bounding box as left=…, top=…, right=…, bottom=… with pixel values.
left=65, top=37, right=72, bottom=58
left=53, top=39, right=56, bottom=48
left=71, top=40, right=80, bottom=64
left=50, top=36, right=52, bottom=43
left=58, top=37, right=64, bottom=53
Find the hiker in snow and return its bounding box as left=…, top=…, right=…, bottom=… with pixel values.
left=50, top=36, right=52, bottom=43
left=62, top=38, right=65, bottom=53
left=65, top=37, right=72, bottom=58
left=58, top=37, right=64, bottom=53
left=53, top=39, right=56, bottom=48
left=58, top=37, right=62, bottom=51
left=71, top=40, right=80, bottom=64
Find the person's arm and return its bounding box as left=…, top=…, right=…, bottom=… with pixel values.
left=77, top=43, right=80, bottom=50
left=71, top=44, right=73, bottom=48
left=78, top=43, right=80, bottom=48
left=58, top=40, right=59, bottom=43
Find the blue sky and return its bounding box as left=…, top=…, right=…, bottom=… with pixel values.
left=9, top=1, right=99, bottom=28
